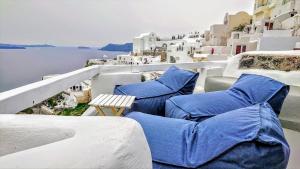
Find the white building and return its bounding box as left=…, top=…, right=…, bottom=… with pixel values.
left=133, top=32, right=159, bottom=55
left=117, top=54, right=161, bottom=65
left=227, top=31, right=258, bottom=55
left=133, top=32, right=202, bottom=63
left=205, top=24, right=228, bottom=46
left=226, top=0, right=300, bottom=55
left=198, top=12, right=252, bottom=58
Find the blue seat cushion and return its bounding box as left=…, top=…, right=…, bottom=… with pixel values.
left=114, top=66, right=199, bottom=116
left=166, top=74, right=289, bottom=121
left=127, top=103, right=290, bottom=169
left=165, top=91, right=249, bottom=121
left=157, top=66, right=199, bottom=94
left=229, top=74, right=289, bottom=115
left=114, top=81, right=178, bottom=116
left=115, top=80, right=174, bottom=99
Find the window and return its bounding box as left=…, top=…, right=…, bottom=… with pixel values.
left=233, top=33, right=240, bottom=39
left=170, top=56, right=176, bottom=63
left=265, top=22, right=273, bottom=30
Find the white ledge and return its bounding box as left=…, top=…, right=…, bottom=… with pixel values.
left=0, top=115, right=152, bottom=169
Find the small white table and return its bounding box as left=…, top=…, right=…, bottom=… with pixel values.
left=89, top=94, right=135, bottom=116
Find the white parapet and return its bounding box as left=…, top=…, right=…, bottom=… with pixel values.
left=0, top=115, right=152, bottom=169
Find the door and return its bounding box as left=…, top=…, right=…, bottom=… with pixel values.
left=269, top=23, right=273, bottom=30
left=242, top=45, right=247, bottom=53
left=236, top=45, right=241, bottom=54
left=265, top=22, right=273, bottom=30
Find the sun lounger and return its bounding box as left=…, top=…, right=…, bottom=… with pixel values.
left=166, top=74, right=289, bottom=121
left=114, top=66, right=199, bottom=116
left=127, top=103, right=290, bottom=169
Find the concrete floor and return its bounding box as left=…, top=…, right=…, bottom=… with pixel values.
left=284, top=129, right=300, bottom=169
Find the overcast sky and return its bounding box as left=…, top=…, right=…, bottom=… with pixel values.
left=0, top=0, right=254, bottom=47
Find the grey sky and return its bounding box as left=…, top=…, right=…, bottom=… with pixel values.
left=0, top=0, right=254, bottom=47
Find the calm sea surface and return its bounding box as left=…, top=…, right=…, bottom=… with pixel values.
left=0, top=47, right=126, bottom=93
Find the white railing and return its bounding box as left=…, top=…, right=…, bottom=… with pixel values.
left=99, top=61, right=227, bottom=73
left=0, top=61, right=227, bottom=114
left=0, top=65, right=100, bottom=114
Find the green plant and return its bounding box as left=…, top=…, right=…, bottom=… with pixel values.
left=47, top=98, right=57, bottom=108
left=21, top=108, right=34, bottom=114
left=58, top=103, right=89, bottom=116
left=85, top=62, right=94, bottom=67
left=233, top=24, right=246, bottom=32
left=141, top=75, right=146, bottom=82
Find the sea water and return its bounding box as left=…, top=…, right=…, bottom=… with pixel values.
left=0, top=47, right=126, bottom=92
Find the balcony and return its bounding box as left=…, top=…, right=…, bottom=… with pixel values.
left=0, top=60, right=299, bottom=168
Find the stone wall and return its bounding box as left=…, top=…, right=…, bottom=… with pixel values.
left=239, top=54, right=300, bottom=72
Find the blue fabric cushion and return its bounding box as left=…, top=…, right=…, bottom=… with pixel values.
left=127, top=103, right=290, bottom=169
left=229, top=74, right=289, bottom=115
left=114, top=66, right=199, bottom=116
left=115, top=81, right=174, bottom=99
left=166, top=74, right=289, bottom=121
left=157, top=66, right=199, bottom=94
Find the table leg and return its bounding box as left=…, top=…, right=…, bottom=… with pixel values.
left=95, top=106, right=106, bottom=116
left=111, top=107, right=125, bottom=116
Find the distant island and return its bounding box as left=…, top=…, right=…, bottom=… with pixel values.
left=0, top=43, right=133, bottom=52
left=0, top=43, right=55, bottom=49
left=0, top=44, right=25, bottom=49
left=99, top=43, right=132, bottom=52
left=78, top=46, right=91, bottom=49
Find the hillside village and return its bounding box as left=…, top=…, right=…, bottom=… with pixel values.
left=117, top=0, right=300, bottom=65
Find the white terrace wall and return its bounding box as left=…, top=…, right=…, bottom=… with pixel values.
left=257, top=37, right=300, bottom=51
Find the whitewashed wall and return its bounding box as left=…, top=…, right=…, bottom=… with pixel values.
left=257, top=37, right=300, bottom=51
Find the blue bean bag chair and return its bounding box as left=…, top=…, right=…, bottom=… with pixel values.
left=114, top=66, right=199, bottom=116
left=127, top=103, right=290, bottom=169
left=166, top=74, right=289, bottom=121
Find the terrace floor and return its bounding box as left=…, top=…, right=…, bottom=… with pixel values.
left=284, top=129, right=300, bottom=169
